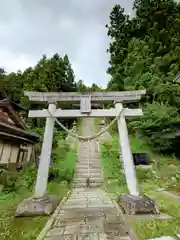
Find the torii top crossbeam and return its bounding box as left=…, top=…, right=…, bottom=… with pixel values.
left=24, top=90, right=146, bottom=104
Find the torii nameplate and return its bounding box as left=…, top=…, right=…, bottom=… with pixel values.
left=80, top=95, right=91, bottom=113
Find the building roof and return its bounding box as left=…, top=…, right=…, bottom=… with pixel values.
left=0, top=98, right=27, bottom=129
left=0, top=121, right=40, bottom=143
left=0, top=89, right=40, bottom=143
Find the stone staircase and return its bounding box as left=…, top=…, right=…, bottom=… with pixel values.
left=74, top=118, right=103, bottom=187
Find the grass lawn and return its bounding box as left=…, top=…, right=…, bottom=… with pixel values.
left=100, top=133, right=180, bottom=239
left=0, top=143, right=77, bottom=240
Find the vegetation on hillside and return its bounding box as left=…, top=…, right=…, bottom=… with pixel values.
left=106, top=0, right=180, bottom=154
left=100, top=133, right=180, bottom=239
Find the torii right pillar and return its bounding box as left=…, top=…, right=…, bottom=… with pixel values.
left=115, top=102, right=159, bottom=215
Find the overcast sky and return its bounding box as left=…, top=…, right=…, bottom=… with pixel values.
left=0, top=0, right=133, bottom=87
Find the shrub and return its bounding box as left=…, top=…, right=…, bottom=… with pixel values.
left=130, top=102, right=180, bottom=153
left=0, top=165, right=37, bottom=193
left=101, top=141, right=113, bottom=156
left=48, top=141, right=75, bottom=184
left=0, top=169, right=18, bottom=192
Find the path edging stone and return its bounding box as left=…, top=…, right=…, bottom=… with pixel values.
left=37, top=190, right=71, bottom=240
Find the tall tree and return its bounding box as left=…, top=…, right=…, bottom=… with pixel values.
left=106, top=5, right=132, bottom=90
left=106, top=0, right=180, bottom=153
left=1, top=54, right=78, bottom=130
left=76, top=80, right=88, bottom=92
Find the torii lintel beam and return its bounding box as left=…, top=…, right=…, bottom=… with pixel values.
left=28, top=108, right=143, bottom=118
left=24, top=90, right=146, bottom=104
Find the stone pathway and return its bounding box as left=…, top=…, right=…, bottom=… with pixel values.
left=37, top=118, right=132, bottom=240
left=74, top=118, right=102, bottom=188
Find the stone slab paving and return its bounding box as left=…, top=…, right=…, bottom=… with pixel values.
left=40, top=188, right=131, bottom=240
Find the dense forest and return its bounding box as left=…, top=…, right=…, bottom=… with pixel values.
left=107, top=0, right=180, bottom=154
left=1, top=0, right=180, bottom=155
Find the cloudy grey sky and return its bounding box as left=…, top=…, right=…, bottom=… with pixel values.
left=0, top=0, right=133, bottom=87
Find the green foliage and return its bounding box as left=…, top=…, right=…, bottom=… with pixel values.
left=76, top=80, right=103, bottom=92
left=100, top=135, right=128, bottom=197
left=107, top=0, right=180, bottom=153
left=1, top=54, right=78, bottom=132
left=101, top=140, right=112, bottom=156
left=0, top=166, right=37, bottom=194
left=0, top=170, right=18, bottom=192
left=49, top=141, right=77, bottom=185
left=130, top=102, right=180, bottom=152
left=136, top=168, right=155, bottom=182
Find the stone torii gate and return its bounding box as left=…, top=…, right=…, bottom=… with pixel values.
left=15, top=90, right=158, bottom=216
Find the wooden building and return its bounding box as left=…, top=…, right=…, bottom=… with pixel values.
left=0, top=91, right=40, bottom=170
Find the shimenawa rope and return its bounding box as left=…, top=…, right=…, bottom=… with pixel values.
left=45, top=108, right=124, bottom=141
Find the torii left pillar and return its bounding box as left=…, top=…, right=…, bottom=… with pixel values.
left=15, top=102, right=59, bottom=217
left=35, top=102, right=56, bottom=198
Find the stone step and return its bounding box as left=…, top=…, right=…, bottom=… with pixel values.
left=75, top=171, right=100, bottom=174
left=73, top=182, right=103, bottom=188
left=76, top=170, right=101, bottom=174
left=76, top=172, right=101, bottom=175
left=76, top=173, right=101, bottom=177
left=76, top=166, right=101, bottom=169
left=77, top=153, right=99, bottom=156
left=74, top=177, right=102, bottom=181
left=75, top=177, right=87, bottom=181
left=76, top=162, right=100, bottom=165
left=79, top=173, right=101, bottom=176
left=76, top=176, right=101, bottom=180
left=76, top=165, right=100, bottom=169
left=76, top=163, right=100, bottom=166
left=76, top=159, right=100, bottom=162
left=76, top=169, right=101, bottom=173
left=76, top=157, right=100, bottom=160
left=73, top=183, right=87, bottom=188
left=77, top=155, right=99, bottom=158
left=89, top=178, right=102, bottom=182
left=90, top=184, right=103, bottom=187
left=76, top=165, right=101, bottom=169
